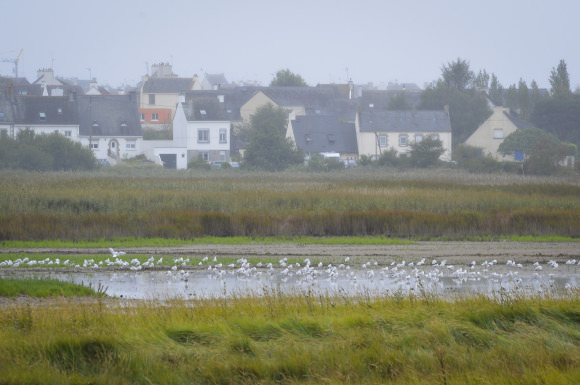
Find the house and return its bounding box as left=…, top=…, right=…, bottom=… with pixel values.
left=143, top=95, right=231, bottom=169
left=138, top=63, right=199, bottom=131
left=201, top=73, right=232, bottom=90
left=8, top=94, right=80, bottom=141
left=464, top=106, right=535, bottom=161
left=356, top=107, right=452, bottom=161
left=287, top=114, right=358, bottom=162
left=2, top=90, right=142, bottom=165
left=77, top=93, right=143, bottom=164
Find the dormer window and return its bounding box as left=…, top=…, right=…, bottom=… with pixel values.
left=327, top=134, right=336, bottom=142
left=120, top=121, right=128, bottom=131
left=92, top=121, right=100, bottom=129
left=57, top=108, right=63, bottom=115
left=39, top=112, right=46, bottom=121
left=200, top=109, right=207, bottom=115
left=305, top=134, right=312, bottom=143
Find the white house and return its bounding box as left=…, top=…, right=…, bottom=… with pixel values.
left=143, top=95, right=231, bottom=169
left=356, top=107, right=452, bottom=161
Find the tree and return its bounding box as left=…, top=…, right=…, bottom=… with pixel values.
left=516, top=79, right=531, bottom=120
left=488, top=73, right=504, bottom=106
left=419, top=81, right=491, bottom=147
left=498, top=127, right=568, bottom=175
left=243, top=104, right=304, bottom=171
left=0, top=129, right=96, bottom=171
left=474, top=69, right=490, bottom=90
left=549, top=59, right=571, bottom=98
left=531, top=96, right=580, bottom=146
left=498, top=127, right=561, bottom=158
left=441, top=58, right=474, bottom=91
left=409, top=137, right=445, bottom=168
left=269, top=69, right=308, bottom=87
left=386, top=92, right=412, bottom=110
left=505, top=84, right=518, bottom=110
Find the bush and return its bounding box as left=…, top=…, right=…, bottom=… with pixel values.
left=188, top=158, right=211, bottom=171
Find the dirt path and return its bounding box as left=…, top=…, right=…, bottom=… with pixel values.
left=2, top=242, right=579, bottom=265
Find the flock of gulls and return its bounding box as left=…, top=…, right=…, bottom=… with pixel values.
left=1, top=247, right=579, bottom=298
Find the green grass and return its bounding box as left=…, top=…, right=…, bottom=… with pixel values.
left=2, top=170, right=580, bottom=241
left=0, top=235, right=414, bottom=249
left=0, top=290, right=578, bottom=384
left=0, top=277, right=106, bottom=298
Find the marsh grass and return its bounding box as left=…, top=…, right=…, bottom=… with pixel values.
left=2, top=170, right=580, bottom=241
left=0, top=277, right=105, bottom=298
left=0, top=289, right=578, bottom=384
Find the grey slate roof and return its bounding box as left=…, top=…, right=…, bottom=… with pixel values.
left=358, top=110, right=451, bottom=133
left=12, top=96, right=79, bottom=125
left=183, top=89, right=257, bottom=121
left=203, top=73, right=231, bottom=88
left=142, top=77, right=194, bottom=93
left=291, top=115, right=357, bottom=154
left=504, top=109, right=536, bottom=130
left=182, top=98, right=228, bottom=121
left=360, top=89, right=423, bottom=110
left=77, top=94, right=142, bottom=137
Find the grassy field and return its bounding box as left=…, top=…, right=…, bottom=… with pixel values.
left=2, top=169, right=580, bottom=384
left=1, top=168, right=580, bottom=241
left=0, top=289, right=578, bottom=384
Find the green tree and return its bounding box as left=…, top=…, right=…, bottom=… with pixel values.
left=386, top=92, right=412, bottom=110
left=243, top=104, right=304, bottom=171
left=441, top=58, right=474, bottom=91
left=409, top=137, right=445, bottom=168
left=489, top=73, right=504, bottom=106
left=0, top=129, right=96, bottom=171
left=505, top=84, right=518, bottom=110
left=419, top=81, right=491, bottom=147
left=517, top=79, right=531, bottom=120
left=531, top=97, right=580, bottom=146
left=498, top=127, right=568, bottom=174
left=269, top=69, right=308, bottom=87
left=474, top=69, right=490, bottom=90
left=498, top=127, right=561, bottom=158
left=549, top=59, right=572, bottom=98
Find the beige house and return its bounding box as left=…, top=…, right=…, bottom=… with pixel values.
left=355, top=108, right=452, bottom=161
left=138, top=64, right=201, bottom=131
left=464, top=106, right=534, bottom=161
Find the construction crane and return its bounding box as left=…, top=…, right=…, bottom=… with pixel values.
left=0, top=49, right=24, bottom=78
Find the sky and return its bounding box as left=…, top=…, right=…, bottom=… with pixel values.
left=2, top=0, right=579, bottom=90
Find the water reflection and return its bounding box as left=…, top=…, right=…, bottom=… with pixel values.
left=7, top=265, right=578, bottom=300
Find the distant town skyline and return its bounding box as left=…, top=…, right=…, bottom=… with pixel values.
left=2, top=0, right=580, bottom=90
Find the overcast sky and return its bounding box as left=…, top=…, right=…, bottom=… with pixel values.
left=2, top=0, right=578, bottom=90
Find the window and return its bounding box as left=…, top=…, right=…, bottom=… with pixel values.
left=126, top=141, right=136, bottom=149
left=198, top=129, right=210, bottom=143
left=1, top=129, right=8, bottom=138
left=64, top=131, right=72, bottom=137
left=151, top=113, right=159, bottom=121
left=415, top=134, right=423, bottom=143
left=90, top=142, right=99, bottom=149
left=219, top=128, right=227, bottom=143
left=219, top=151, right=226, bottom=161
left=379, top=135, right=387, bottom=147
left=140, top=113, right=145, bottom=121
left=149, top=94, right=155, bottom=105
left=399, top=135, right=408, bottom=147
left=0, top=112, right=6, bottom=119
left=200, top=152, right=209, bottom=161
left=431, top=134, right=439, bottom=140
left=493, top=128, right=503, bottom=139
left=39, top=112, right=46, bottom=121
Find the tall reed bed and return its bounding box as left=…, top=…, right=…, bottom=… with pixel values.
left=0, top=290, right=578, bottom=384
left=2, top=169, right=580, bottom=241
